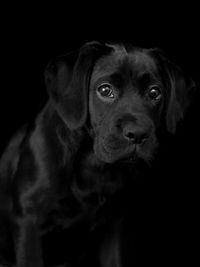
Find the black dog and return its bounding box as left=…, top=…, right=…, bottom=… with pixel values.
left=0, top=41, right=194, bottom=266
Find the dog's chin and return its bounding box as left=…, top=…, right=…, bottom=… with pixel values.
left=94, top=141, right=154, bottom=165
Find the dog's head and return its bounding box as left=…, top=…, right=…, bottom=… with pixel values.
left=45, top=42, right=195, bottom=164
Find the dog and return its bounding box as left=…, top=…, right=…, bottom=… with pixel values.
left=0, top=41, right=195, bottom=267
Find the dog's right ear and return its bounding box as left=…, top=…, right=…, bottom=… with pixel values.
left=149, top=48, right=196, bottom=134
left=45, top=42, right=112, bottom=130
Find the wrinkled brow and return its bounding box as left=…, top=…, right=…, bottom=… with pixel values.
left=91, top=49, right=128, bottom=83
left=90, top=50, right=160, bottom=88
left=136, top=71, right=162, bottom=84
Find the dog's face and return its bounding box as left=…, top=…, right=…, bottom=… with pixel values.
left=45, top=42, right=195, bottom=164
left=89, top=46, right=164, bottom=163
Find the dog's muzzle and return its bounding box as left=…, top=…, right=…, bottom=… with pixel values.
left=94, top=119, right=157, bottom=164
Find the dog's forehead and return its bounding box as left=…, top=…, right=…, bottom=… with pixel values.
left=91, top=47, right=158, bottom=84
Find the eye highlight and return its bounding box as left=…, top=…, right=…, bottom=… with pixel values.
left=148, top=85, right=162, bottom=100
left=96, top=83, right=117, bottom=102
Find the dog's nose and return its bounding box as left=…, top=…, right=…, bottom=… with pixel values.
left=123, top=126, right=149, bottom=144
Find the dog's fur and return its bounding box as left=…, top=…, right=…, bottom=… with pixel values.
left=0, top=41, right=195, bottom=266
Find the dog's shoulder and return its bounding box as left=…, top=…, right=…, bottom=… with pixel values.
left=0, top=107, right=48, bottom=190
left=0, top=125, right=28, bottom=182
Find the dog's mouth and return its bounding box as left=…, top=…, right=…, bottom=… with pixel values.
left=119, top=154, right=137, bottom=164
left=118, top=146, right=147, bottom=165
left=95, top=135, right=156, bottom=164
left=100, top=139, right=140, bottom=164
left=117, top=145, right=137, bottom=163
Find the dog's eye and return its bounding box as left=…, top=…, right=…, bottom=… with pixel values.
left=148, top=86, right=162, bottom=100
left=96, top=83, right=117, bottom=101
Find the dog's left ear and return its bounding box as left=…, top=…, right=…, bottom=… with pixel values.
left=151, top=49, right=196, bottom=133
left=45, top=41, right=112, bottom=130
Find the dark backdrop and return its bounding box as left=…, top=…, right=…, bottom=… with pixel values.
left=0, top=5, right=199, bottom=265
left=1, top=7, right=199, bottom=149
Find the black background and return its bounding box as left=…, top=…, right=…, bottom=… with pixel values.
left=1, top=6, right=199, bottom=149
left=0, top=4, right=199, bottom=265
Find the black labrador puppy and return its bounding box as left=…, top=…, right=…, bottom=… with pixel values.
left=0, top=41, right=194, bottom=267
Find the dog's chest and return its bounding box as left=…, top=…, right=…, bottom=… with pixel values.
left=42, top=158, right=125, bottom=231
left=72, top=153, right=125, bottom=204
